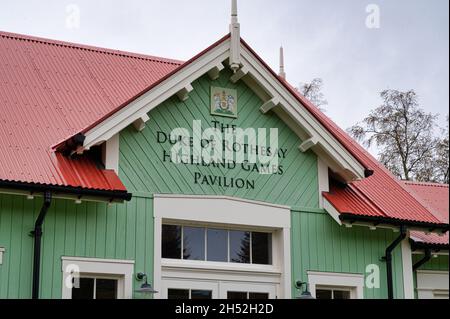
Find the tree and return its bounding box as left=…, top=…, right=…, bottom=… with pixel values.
left=298, top=78, right=328, bottom=111
left=348, top=89, right=442, bottom=182
left=435, top=116, right=449, bottom=184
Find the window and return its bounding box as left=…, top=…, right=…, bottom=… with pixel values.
left=161, top=224, right=272, bottom=265
left=316, top=288, right=351, bottom=300
left=168, top=289, right=212, bottom=299
left=61, top=257, right=134, bottom=299
left=307, top=271, right=364, bottom=299
left=72, top=277, right=118, bottom=299
left=227, top=291, right=269, bottom=299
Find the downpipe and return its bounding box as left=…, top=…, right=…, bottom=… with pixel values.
left=30, top=191, right=52, bottom=299
left=382, top=225, right=407, bottom=299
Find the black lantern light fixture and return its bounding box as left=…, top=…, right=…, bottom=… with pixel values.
left=135, top=272, right=158, bottom=298
left=295, top=281, right=315, bottom=299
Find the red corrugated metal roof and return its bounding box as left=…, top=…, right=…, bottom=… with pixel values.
left=402, top=181, right=449, bottom=245
left=0, top=30, right=181, bottom=192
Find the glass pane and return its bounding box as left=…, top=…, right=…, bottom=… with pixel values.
left=168, top=289, right=189, bottom=299
left=316, top=289, right=332, bottom=299
left=191, top=290, right=212, bottom=299
left=229, top=230, right=250, bottom=263
left=162, top=225, right=182, bottom=259
left=333, top=290, right=351, bottom=299
left=71, top=278, right=94, bottom=299
left=249, top=292, right=269, bottom=299
left=183, top=227, right=205, bottom=260
left=207, top=229, right=228, bottom=262
left=227, top=291, right=248, bottom=299
left=96, top=279, right=118, bottom=299
left=251, top=232, right=272, bottom=265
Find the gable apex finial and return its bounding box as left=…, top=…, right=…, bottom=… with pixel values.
left=279, top=46, right=286, bottom=79
left=229, top=0, right=241, bottom=73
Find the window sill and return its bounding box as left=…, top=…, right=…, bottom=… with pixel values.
left=161, top=258, right=281, bottom=275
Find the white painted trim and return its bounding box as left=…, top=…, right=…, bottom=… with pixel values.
left=239, top=44, right=366, bottom=181
left=61, top=257, right=134, bottom=299
left=416, top=270, right=449, bottom=299
left=299, top=137, right=318, bottom=152
left=208, top=62, right=225, bottom=80
left=154, top=193, right=291, bottom=210
left=103, top=133, right=119, bottom=173
left=82, top=40, right=230, bottom=149
left=230, top=65, right=249, bottom=83
left=176, top=84, right=194, bottom=101
left=323, top=197, right=342, bottom=225
left=0, top=247, right=5, bottom=265
left=317, top=158, right=329, bottom=209
left=307, top=271, right=364, bottom=299
left=153, top=194, right=290, bottom=228
left=260, top=98, right=280, bottom=114
left=401, top=238, right=415, bottom=299
left=153, top=194, right=291, bottom=299
left=78, top=38, right=365, bottom=181
left=132, top=114, right=150, bottom=132
left=161, top=258, right=282, bottom=275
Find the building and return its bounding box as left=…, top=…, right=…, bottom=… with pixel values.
left=0, top=2, right=448, bottom=300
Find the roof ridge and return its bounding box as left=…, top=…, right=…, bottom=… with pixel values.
left=0, top=30, right=184, bottom=66
left=402, top=180, right=449, bottom=188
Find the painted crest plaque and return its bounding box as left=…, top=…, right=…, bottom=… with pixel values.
left=211, top=86, right=238, bottom=118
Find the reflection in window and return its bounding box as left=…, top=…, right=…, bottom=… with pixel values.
left=168, top=289, right=189, bottom=299
left=207, top=229, right=228, bottom=262
left=71, top=278, right=118, bottom=299
left=162, top=225, right=181, bottom=259
left=316, top=289, right=351, bottom=299
left=161, top=225, right=272, bottom=265
left=168, top=289, right=212, bottom=299
left=229, top=230, right=250, bottom=264
left=252, top=232, right=272, bottom=265
left=227, top=291, right=269, bottom=299
left=183, top=226, right=205, bottom=260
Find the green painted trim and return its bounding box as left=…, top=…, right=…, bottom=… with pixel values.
left=291, top=207, right=326, bottom=214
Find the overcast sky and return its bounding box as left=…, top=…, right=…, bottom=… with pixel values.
left=1, top=0, right=448, bottom=133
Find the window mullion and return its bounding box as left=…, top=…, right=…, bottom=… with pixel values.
left=93, top=278, right=97, bottom=299
left=249, top=232, right=253, bottom=264
left=181, top=226, right=184, bottom=260
left=227, top=230, right=230, bottom=262
left=204, top=227, right=207, bottom=261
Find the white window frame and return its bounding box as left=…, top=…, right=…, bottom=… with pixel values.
left=416, top=270, right=449, bottom=299
left=61, top=257, right=134, bottom=299
left=154, top=194, right=292, bottom=299
left=307, top=271, right=364, bottom=299
left=162, top=223, right=273, bottom=265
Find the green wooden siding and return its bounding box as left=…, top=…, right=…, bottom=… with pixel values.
left=412, top=254, right=449, bottom=271
left=291, top=210, right=405, bottom=299
left=0, top=193, right=153, bottom=299
left=119, top=69, right=319, bottom=208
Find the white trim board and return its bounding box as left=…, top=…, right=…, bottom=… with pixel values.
left=77, top=37, right=365, bottom=182
left=61, top=257, right=135, bottom=299
left=416, top=270, right=449, bottom=299
left=153, top=194, right=292, bottom=299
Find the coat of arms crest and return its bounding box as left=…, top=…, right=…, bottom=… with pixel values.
left=211, top=87, right=238, bottom=118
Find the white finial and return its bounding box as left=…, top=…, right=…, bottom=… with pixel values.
left=231, top=0, right=238, bottom=25
left=279, top=46, right=286, bottom=79
left=229, top=0, right=241, bottom=73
